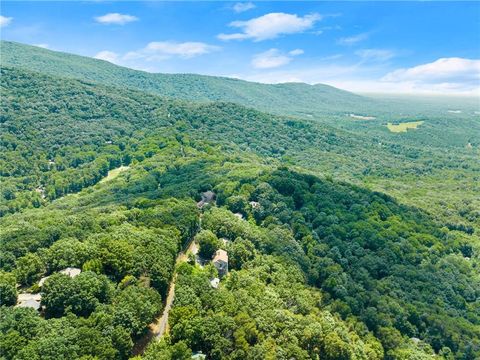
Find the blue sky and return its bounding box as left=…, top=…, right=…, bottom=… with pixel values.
left=1, top=1, right=479, bottom=95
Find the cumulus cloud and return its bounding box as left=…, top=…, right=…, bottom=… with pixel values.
left=251, top=48, right=304, bottom=69
left=95, top=13, right=138, bottom=25
left=124, top=41, right=220, bottom=61
left=383, top=57, right=480, bottom=84
left=0, top=15, right=13, bottom=27
left=233, top=2, right=256, bottom=13
left=218, top=12, right=321, bottom=41
left=94, top=50, right=120, bottom=63
left=356, top=49, right=395, bottom=62
left=231, top=57, right=480, bottom=95
left=92, top=41, right=220, bottom=71
left=338, top=32, right=368, bottom=45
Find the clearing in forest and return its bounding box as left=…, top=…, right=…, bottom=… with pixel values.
left=386, top=121, right=424, bottom=133
left=99, top=166, right=130, bottom=183
left=348, top=113, right=376, bottom=120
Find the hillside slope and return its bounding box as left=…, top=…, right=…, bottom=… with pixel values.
left=0, top=41, right=376, bottom=118
left=3, top=41, right=479, bottom=152
left=4, top=65, right=475, bottom=216
left=1, top=41, right=479, bottom=360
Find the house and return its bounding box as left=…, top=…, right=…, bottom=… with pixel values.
left=60, top=267, right=81, bottom=277
left=213, top=249, right=228, bottom=277
left=249, top=201, right=260, bottom=209
left=38, top=267, right=82, bottom=287
left=197, top=191, right=216, bottom=208
left=16, top=293, right=42, bottom=311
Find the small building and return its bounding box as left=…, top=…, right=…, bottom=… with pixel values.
left=213, top=249, right=228, bottom=277
left=60, top=267, right=81, bottom=277
left=197, top=191, right=216, bottom=208
left=249, top=201, right=260, bottom=209
left=210, top=277, right=220, bottom=289
left=38, top=267, right=82, bottom=287
left=16, top=293, right=42, bottom=311
left=234, top=213, right=244, bottom=220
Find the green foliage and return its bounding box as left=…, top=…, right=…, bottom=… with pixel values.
left=112, top=285, right=162, bottom=337
left=142, top=339, right=192, bottom=360
left=15, top=253, right=45, bottom=286
left=0, top=271, right=17, bottom=306
left=196, top=230, right=221, bottom=259
left=41, top=271, right=112, bottom=317
left=0, top=41, right=479, bottom=360
left=165, top=257, right=385, bottom=360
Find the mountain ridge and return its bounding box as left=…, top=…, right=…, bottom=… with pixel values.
left=0, top=41, right=374, bottom=118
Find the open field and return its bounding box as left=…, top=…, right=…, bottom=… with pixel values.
left=387, top=120, right=424, bottom=132
left=99, top=166, right=130, bottom=183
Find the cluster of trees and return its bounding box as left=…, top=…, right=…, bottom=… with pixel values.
left=1, top=133, right=478, bottom=358
left=144, top=256, right=386, bottom=360
left=205, top=168, right=480, bottom=358
left=0, top=192, right=199, bottom=359
left=3, top=65, right=478, bottom=237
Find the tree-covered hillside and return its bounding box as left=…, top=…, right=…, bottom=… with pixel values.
left=2, top=40, right=478, bottom=151
left=0, top=42, right=479, bottom=360
left=0, top=41, right=373, bottom=118
left=1, top=139, right=479, bottom=359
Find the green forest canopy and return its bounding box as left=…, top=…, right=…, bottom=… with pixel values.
left=0, top=41, right=479, bottom=360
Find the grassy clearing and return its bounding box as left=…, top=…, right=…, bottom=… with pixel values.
left=387, top=121, right=424, bottom=133
left=99, top=166, right=130, bottom=183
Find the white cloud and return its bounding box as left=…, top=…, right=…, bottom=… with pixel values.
left=251, top=48, right=304, bottom=69
left=356, top=49, right=395, bottom=62
left=383, top=57, right=480, bottom=84
left=92, top=41, right=220, bottom=71
left=218, top=12, right=321, bottom=41
left=94, top=50, right=120, bottom=64
left=289, top=49, right=304, bottom=56
left=125, top=41, right=220, bottom=61
left=233, top=2, right=256, bottom=13
left=230, top=57, right=480, bottom=95
left=0, top=15, right=13, bottom=27
left=252, top=49, right=291, bottom=69
left=33, top=43, right=49, bottom=49
left=338, top=32, right=368, bottom=45
left=95, top=13, right=138, bottom=25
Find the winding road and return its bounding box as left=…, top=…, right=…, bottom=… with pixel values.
left=131, top=240, right=198, bottom=355
left=153, top=240, right=198, bottom=339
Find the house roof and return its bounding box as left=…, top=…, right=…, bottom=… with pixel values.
left=39, top=267, right=82, bottom=287
left=16, top=293, right=42, bottom=310
left=60, top=267, right=81, bottom=277
left=213, top=249, right=228, bottom=263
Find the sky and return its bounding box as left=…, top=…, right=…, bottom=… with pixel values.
left=1, top=1, right=480, bottom=95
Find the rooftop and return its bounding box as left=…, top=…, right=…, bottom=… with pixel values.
left=16, top=293, right=42, bottom=310
left=39, top=267, right=82, bottom=287
left=213, top=249, right=228, bottom=263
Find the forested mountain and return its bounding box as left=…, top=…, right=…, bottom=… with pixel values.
left=1, top=41, right=373, bottom=118
left=3, top=41, right=478, bottom=151
left=0, top=42, right=479, bottom=360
